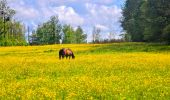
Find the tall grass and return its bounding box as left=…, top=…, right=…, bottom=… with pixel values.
left=0, top=43, right=170, bottom=99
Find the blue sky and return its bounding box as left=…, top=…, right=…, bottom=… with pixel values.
left=8, top=0, right=125, bottom=41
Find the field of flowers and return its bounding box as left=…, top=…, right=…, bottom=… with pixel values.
left=0, top=43, right=170, bottom=99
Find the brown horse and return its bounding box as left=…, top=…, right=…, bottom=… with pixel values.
left=59, top=48, right=75, bottom=59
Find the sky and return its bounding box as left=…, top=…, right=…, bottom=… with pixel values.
left=7, top=0, right=125, bottom=42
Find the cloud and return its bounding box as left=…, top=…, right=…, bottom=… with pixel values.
left=8, top=0, right=84, bottom=26
left=16, top=7, right=39, bottom=20
left=35, top=0, right=123, bottom=7
left=89, top=0, right=114, bottom=5
left=8, top=0, right=40, bottom=21
left=95, top=24, right=109, bottom=31
left=52, top=6, right=84, bottom=26
left=85, top=3, right=122, bottom=31
left=7, top=0, right=124, bottom=42
left=85, top=3, right=122, bottom=23
left=83, top=3, right=122, bottom=41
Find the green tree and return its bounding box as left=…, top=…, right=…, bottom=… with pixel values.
left=122, top=0, right=170, bottom=43
left=144, top=0, right=170, bottom=42
left=162, top=24, right=170, bottom=43
left=0, top=0, right=26, bottom=46
left=49, top=16, right=62, bottom=44
left=35, top=16, right=62, bottom=45
left=75, top=26, right=87, bottom=43
left=0, top=0, right=15, bottom=37
left=30, top=29, right=38, bottom=45
left=62, top=24, right=75, bottom=44
left=121, top=0, right=144, bottom=42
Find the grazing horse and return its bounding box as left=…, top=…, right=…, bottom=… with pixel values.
left=59, top=48, right=75, bottom=59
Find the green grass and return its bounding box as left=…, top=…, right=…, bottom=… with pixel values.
left=0, top=43, right=170, bottom=99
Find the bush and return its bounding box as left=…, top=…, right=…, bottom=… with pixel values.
left=0, top=38, right=28, bottom=46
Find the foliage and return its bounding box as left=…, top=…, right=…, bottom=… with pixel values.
left=0, top=43, right=170, bottom=99
left=75, top=26, right=87, bottom=43
left=62, top=24, right=75, bottom=44
left=121, top=0, right=170, bottom=43
left=121, top=0, right=144, bottom=42
left=162, top=24, right=170, bottom=43
left=59, top=24, right=87, bottom=44
left=0, top=0, right=26, bottom=46
left=32, top=16, right=62, bottom=45
left=143, top=0, right=168, bottom=42
left=31, top=18, right=87, bottom=45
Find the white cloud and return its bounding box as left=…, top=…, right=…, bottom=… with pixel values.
left=7, top=0, right=124, bottom=42
left=90, top=0, right=114, bottom=4
left=85, top=3, right=122, bottom=30
left=8, top=0, right=40, bottom=21
left=16, top=7, right=39, bottom=20
left=85, top=3, right=122, bottom=22
left=95, top=24, right=109, bottom=31
left=84, top=3, right=122, bottom=41
left=35, top=0, right=122, bottom=7
left=9, top=0, right=84, bottom=26
left=52, top=6, right=84, bottom=26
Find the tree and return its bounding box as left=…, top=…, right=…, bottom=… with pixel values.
left=30, top=29, right=38, bottom=45
left=31, top=17, right=86, bottom=45
left=75, top=26, right=87, bottom=43
left=49, top=16, right=62, bottom=44
left=92, top=26, right=101, bottom=43
left=34, top=16, right=62, bottom=45
left=62, top=24, right=75, bottom=44
left=108, top=31, right=116, bottom=41
left=121, top=0, right=170, bottom=43
left=162, top=24, right=170, bottom=43
left=0, top=0, right=15, bottom=37
left=121, top=0, right=145, bottom=42
left=0, top=0, right=26, bottom=46
left=144, top=0, right=170, bottom=42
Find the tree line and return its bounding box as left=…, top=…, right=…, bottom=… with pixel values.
left=4, top=0, right=168, bottom=46
left=29, top=16, right=87, bottom=45
left=121, top=0, right=170, bottom=43
left=0, top=0, right=26, bottom=46
left=0, top=0, right=87, bottom=46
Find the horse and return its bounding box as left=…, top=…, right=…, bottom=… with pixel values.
left=59, top=48, right=75, bottom=59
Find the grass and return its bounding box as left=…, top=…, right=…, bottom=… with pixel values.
left=0, top=43, right=170, bottom=99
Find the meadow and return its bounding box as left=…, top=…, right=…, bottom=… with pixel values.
left=0, top=43, right=170, bottom=99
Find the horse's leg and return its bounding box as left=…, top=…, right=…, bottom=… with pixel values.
left=62, top=55, right=64, bottom=59
left=59, top=55, right=61, bottom=59
left=66, top=55, right=68, bottom=59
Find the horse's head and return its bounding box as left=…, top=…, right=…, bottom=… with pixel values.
left=72, top=54, right=75, bottom=59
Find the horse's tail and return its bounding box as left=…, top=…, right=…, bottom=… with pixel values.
left=59, top=49, right=63, bottom=59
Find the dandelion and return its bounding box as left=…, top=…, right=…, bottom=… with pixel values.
left=0, top=43, right=169, bottom=99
